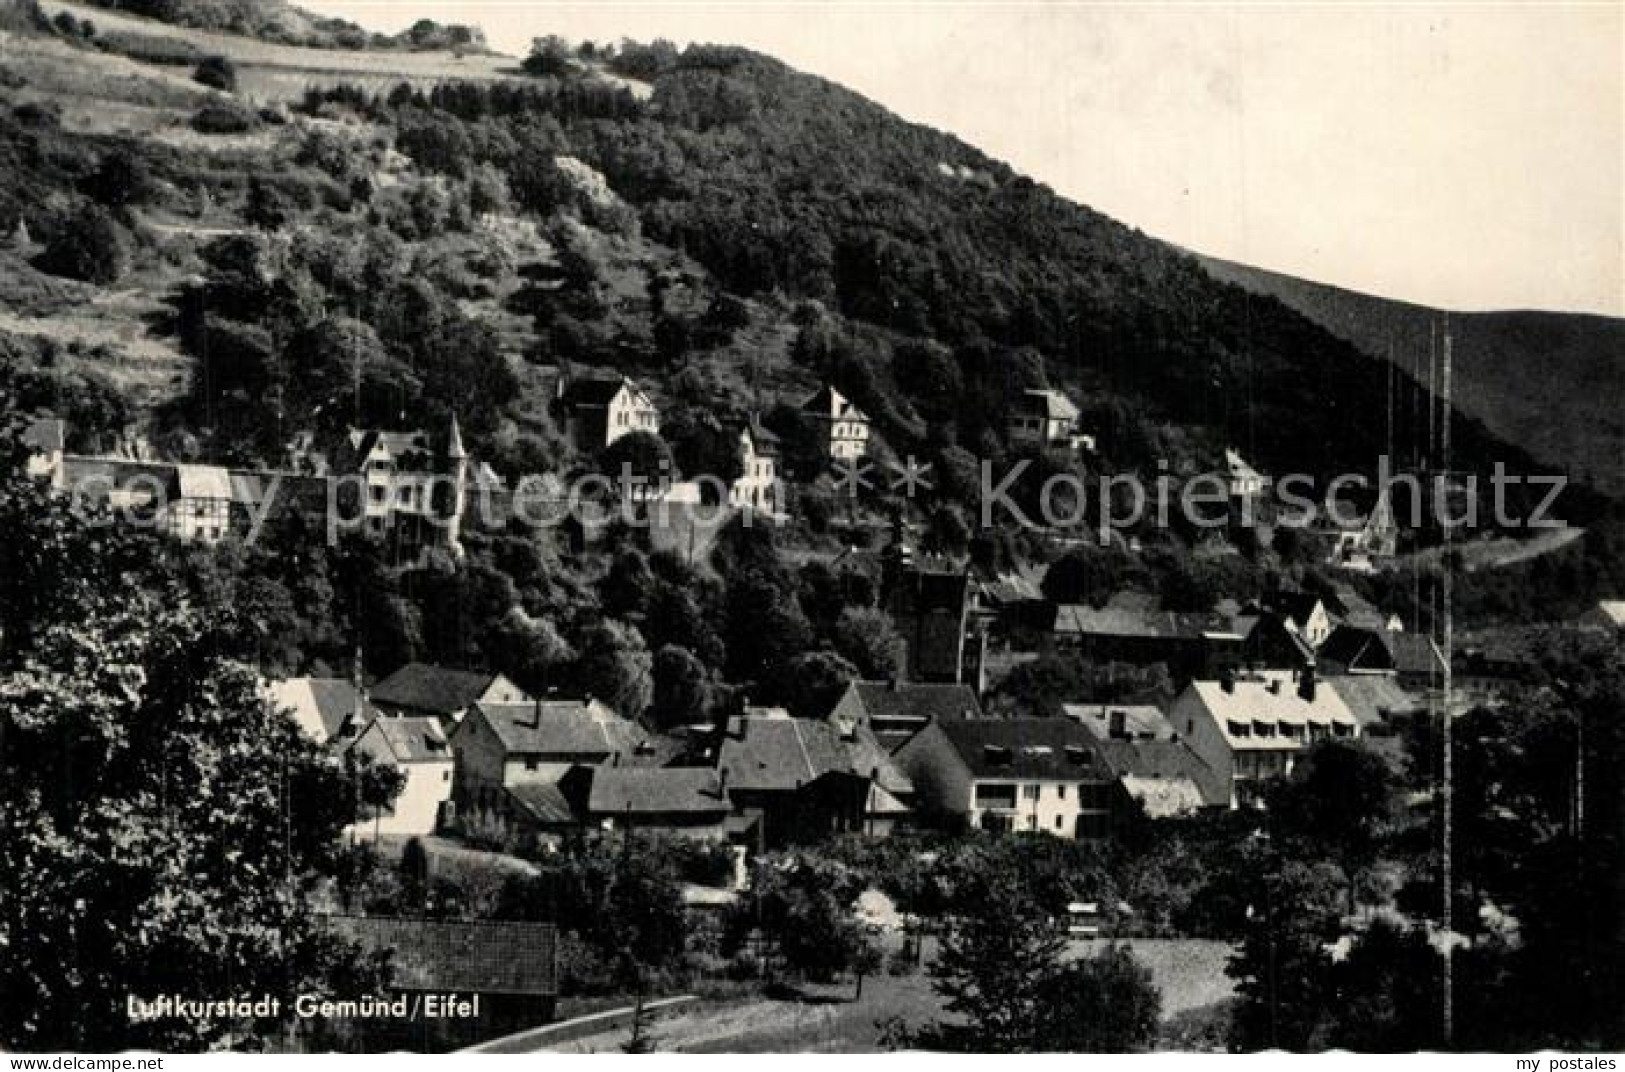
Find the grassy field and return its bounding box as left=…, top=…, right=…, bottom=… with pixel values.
left=38, top=0, right=654, bottom=103
left=550, top=939, right=1237, bottom=1053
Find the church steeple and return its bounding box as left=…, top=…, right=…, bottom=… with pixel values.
left=446, top=413, right=467, bottom=461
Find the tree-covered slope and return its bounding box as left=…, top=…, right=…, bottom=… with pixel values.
left=1193, top=254, right=1625, bottom=495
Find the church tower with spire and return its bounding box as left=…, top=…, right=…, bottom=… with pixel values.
left=444, top=413, right=469, bottom=558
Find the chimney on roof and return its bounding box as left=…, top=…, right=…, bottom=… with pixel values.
left=1267, top=680, right=1281, bottom=695
left=526, top=697, right=542, bottom=729
left=888, top=676, right=901, bottom=692
left=1108, top=709, right=1127, bottom=740
left=1220, top=669, right=1236, bottom=694
left=1298, top=664, right=1317, bottom=703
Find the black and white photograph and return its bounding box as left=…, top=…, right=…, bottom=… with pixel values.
left=0, top=0, right=1620, bottom=1057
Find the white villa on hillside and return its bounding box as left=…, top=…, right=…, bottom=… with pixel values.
left=801, top=385, right=870, bottom=461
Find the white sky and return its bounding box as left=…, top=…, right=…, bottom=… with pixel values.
left=304, top=1, right=1623, bottom=316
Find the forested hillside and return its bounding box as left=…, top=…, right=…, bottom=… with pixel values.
left=3, top=0, right=1591, bottom=513
left=1197, top=254, right=1625, bottom=495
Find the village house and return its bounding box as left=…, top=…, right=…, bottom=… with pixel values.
left=60, top=456, right=206, bottom=542
left=1050, top=591, right=1244, bottom=681
left=1172, top=670, right=1359, bottom=808
left=161, top=464, right=235, bottom=544
left=582, top=766, right=732, bottom=840
left=346, top=715, right=455, bottom=837
left=447, top=698, right=651, bottom=845
left=799, top=385, right=870, bottom=461
left=1267, top=591, right=1335, bottom=648
left=1316, top=625, right=1447, bottom=692
left=1006, top=388, right=1093, bottom=451
left=825, top=679, right=984, bottom=751
left=895, top=718, right=1115, bottom=838
left=1577, top=599, right=1625, bottom=635
left=368, top=663, right=530, bottom=725
left=971, top=569, right=1050, bottom=634
left=23, top=416, right=65, bottom=487
left=1234, top=611, right=1319, bottom=672
left=729, top=416, right=782, bottom=516
left=1322, top=673, right=1428, bottom=730
left=1326, top=583, right=1398, bottom=632
left=1061, top=702, right=1177, bottom=743
left=334, top=418, right=506, bottom=553
left=1314, top=489, right=1399, bottom=572
left=1225, top=448, right=1267, bottom=504
left=338, top=427, right=437, bottom=532
left=1093, top=738, right=1228, bottom=816
left=703, top=707, right=913, bottom=847
left=263, top=676, right=377, bottom=745
left=319, top=917, right=557, bottom=1046
left=557, top=375, right=660, bottom=452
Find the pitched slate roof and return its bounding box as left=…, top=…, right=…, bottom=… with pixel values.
left=346, top=429, right=435, bottom=470
left=59, top=456, right=177, bottom=511
left=172, top=463, right=229, bottom=501
left=1323, top=674, right=1425, bottom=728
left=744, top=416, right=780, bottom=456
left=1186, top=677, right=1358, bottom=750
left=370, top=664, right=512, bottom=717
left=1271, top=591, right=1325, bottom=631
left=367, top=715, right=453, bottom=763
left=718, top=708, right=911, bottom=795
left=934, top=718, right=1106, bottom=780
left=474, top=700, right=644, bottom=757
left=1061, top=703, right=1175, bottom=741
left=1590, top=600, right=1625, bottom=628
left=506, top=780, right=577, bottom=825
left=1053, top=593, right=1211, bottom=641
left=264, top=677, right=375, bottom=742
left=975, top=570, right=1043, bottom=607
left=1094, top=738, right=1226, bottom=809
left=841, top=681, right=983, bottom=727
left=325, top=916, right=557, bottom=996
left=1385, top=633, right=1447, bottom=678
left=1316, top=625, right=1388, bottom=669
left=1013, top=388, right=1081, bottom=422
left=587, top=767, right=730, bottom=816
left=1225, top=448, right=1265, bottom=484
left=801, top=385, right=867, bottom=422
left=1327, top=584, right=1385, bottom=628
left=1318, top=626, right=1445, bottom=678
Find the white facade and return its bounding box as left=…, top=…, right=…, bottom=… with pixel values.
left=894, top=721, right=1114, bottom=840
left=347, top=716, right=454, bottom=837
left=1174, top=674, right=1358, bottom=808
left=164, top=465, right=233, bottom=544
left=968, top=778, right=1107, bottom=837
left=729, top=425, right=782, bottom=515
left=803, top=386, right=870, bottom=461
left=605, top=384, right=660, bottom=446
left=1226, top=448, right=1266, bottom=500
left=350, top=430, right=439, bottom=528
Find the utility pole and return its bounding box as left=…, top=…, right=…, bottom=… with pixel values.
left=1440, top=318, right=1455, bottom=1048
